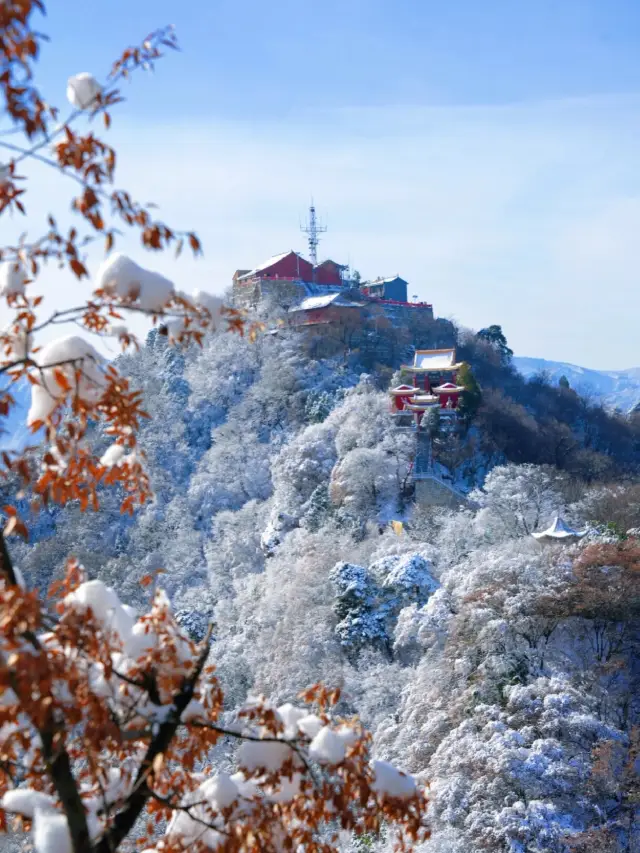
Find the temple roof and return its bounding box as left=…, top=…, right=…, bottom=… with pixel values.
left=405, top=396, right=440, bottom=410
left=289, top=292, right=365, bottom=312
left=414, top=348, right=459, bottom=370
left=390, top=384, right=420, bottom=394
left=413, top=396, right=440, bottom=404
left=238, top=251, right=305, bottom=281
left=532, top=516, right=588, bottom=542
left=370, top=274, right=408, bottom=285
left=315, top=259, right=347, bottom=270
left=432, top=383, right=465, bottom=393
left=400, top=348, right=463, bottom=373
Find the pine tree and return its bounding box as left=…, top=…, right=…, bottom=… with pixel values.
left=329, top=562, right=389, bottom=660
left=302, top=483, right=332, bottom=531
left=457, top=362, right=482, bottom=423
left=421, top=406, right=441, bottom=439
left=477, top=324, right=514, bottom=364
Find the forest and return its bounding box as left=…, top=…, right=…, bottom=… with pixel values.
left=6, top=318, right=639, bottom=852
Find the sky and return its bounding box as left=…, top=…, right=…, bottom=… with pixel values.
left=4, top=0, right=640, bottom=369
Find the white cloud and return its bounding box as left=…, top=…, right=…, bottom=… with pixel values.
left=5, top=95, right=640, bottom=368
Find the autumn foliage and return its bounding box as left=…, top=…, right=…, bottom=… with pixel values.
left=0, top=3, right=428, bottom=852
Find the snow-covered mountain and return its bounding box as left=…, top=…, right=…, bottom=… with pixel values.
left=514, top=356, right=640, bottom=412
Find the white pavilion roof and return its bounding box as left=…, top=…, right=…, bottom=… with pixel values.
left=432, top=382, right=465, bottom=393
left=412, top=394, right=440, bottom=403
left=290, top=293, right=365, bottom=312
left=414, top=348, right=457, bottom=369
left=370, top=275, right=407, bottom=285
left=390, top=384, right=420, bottom=394
left=402, top=348, right=462, bottom=372
left=532, top=516, right=588, bottom=541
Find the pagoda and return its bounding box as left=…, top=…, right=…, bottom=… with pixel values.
left=390, top=348, right=465, bottom=428
left=532, top=517, right=588, bottom=544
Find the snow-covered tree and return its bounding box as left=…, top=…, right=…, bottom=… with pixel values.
left=331, top=561, right=389, bottom=660
left=470, top=463, right=567, bottom=542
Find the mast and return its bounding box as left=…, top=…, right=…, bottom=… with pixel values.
left=300, top=201, right=327, bottom=267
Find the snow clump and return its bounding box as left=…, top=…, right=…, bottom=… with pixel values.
left=27, top=336, right=105, bottom=425
left=0, top=260, right=26, bottom=298
left=66, top=72, right=102, bottom=109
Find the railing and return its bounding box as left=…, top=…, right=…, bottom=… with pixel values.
left=413, top=460, right=469, bottom=502
left=236, top=276, right=306, bottom=285
left=238, top=277, right=357, bottom=292
left=364, top=296, right=433, bottom=308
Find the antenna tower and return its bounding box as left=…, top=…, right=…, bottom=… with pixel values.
left=300, top=202, right=327, bottom=266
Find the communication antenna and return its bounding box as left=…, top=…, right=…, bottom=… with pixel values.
left=300, top=200, right=327, bottom=266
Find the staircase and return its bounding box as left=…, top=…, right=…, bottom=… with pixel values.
left=413, top=434, right=469, bottom=508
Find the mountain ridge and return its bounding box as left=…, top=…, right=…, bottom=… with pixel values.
left=513, top=355, right=640, bottom=412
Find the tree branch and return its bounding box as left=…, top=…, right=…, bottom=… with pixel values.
left=94, top=626, right=213, bottom=853
left=0, top=530, right=18, bottom=586
left=0, top=653, right=91, bottom=853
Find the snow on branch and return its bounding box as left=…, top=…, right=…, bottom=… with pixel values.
left=0, top=565, right=428, bottom=852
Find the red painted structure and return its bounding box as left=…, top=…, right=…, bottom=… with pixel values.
left=313, top=259, right=345, bottom=286
left=431, top=382, right=461, bottom=409
left=408, top=374, right=461, bottom=409
left=237, top=252, right=346, bottom=287
left=290, top=306, right=354, bottom=326
left=390, top=385, right=419, bottom=411
left=390, top=349, right=465, bottom=428
left=250, top=251, right=313, bottom=282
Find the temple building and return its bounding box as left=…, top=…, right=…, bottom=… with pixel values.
left=232, top=249, right=435, bottom=320
left=361, top=275, right=409, bottom=302
left=390, top=348, right=466, bottom=427
left=232, top=251, right=348, bottom=309
left=288, top=291, right=367, bottom=327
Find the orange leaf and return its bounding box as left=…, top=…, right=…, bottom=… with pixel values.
left=70, top=259, right=88, bottom=279
left=53, top=368, right=71, bottom=392
left=140, top=574, right=153, bottom=588
left=14, top=521, right=28, bottom=542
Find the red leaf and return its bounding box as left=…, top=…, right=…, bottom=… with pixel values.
left=70, top=258, right=88, bottom=279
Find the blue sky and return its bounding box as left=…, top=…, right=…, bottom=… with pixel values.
left=7, top=0, right=640, bottom=368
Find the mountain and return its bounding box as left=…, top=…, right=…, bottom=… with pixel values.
left=11, top=326, right=639, bottom=853
left=513, top=356, right=640, bottom=412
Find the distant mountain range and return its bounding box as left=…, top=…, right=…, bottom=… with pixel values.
left=514, top=357, right=640, bottom=413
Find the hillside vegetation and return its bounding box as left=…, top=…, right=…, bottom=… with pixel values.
left=10, top=317, right=640, bottom=852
